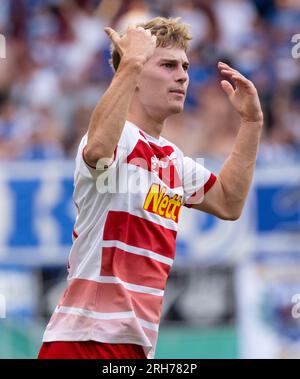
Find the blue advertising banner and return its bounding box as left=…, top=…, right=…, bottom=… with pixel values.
left=0, top=161, right=75, bottom=266
left=0, top=161, right=298, bottom=266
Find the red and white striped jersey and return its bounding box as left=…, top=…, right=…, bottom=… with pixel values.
left=42, top=121, right=216, bottom=358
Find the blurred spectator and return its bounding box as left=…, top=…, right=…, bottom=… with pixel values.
left=171, top=0, right=219, bottom=49
left=0, top=0, right=299, bottom=162
left=0, top=94, right=32, bottom=159
left=115, top=0, right=155, bottom=32
left=213, top=0, right=258, bottom=55
left=21, top=105, right=65, bottom=160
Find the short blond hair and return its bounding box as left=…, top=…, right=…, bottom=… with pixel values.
left=110, top=17, right=192, bottom=71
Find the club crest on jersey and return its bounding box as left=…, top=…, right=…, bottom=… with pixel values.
left=143, top=183, right=182, bottom=222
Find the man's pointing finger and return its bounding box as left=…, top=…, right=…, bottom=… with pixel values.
left=104, top=27, right=120, bottom=45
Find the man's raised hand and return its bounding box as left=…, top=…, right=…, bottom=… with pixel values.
left=105, top=25, right=157, bottom=65
left=218, top=62, right=263, bottom=123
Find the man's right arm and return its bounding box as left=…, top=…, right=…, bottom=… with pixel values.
left=84, top=26, right=156, bottom=169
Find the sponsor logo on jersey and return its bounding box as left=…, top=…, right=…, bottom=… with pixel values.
left=143, top=183, right=182, bottom=222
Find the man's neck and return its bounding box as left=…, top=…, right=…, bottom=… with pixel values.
left=127, top=111, right=166, bottom=140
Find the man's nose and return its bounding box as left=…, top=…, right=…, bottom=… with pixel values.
left=175, top=67, right=188, bottom=83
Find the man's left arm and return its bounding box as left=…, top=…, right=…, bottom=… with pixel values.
left=191, top=62, right=263, bottom=220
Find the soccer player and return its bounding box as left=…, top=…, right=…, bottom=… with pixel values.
left=38, top=17, right=263, bottom=359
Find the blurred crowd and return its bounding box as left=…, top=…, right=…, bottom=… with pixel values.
left=0, top=0, right=300, bottom=163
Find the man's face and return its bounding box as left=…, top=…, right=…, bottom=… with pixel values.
left=136, top=46, right=189, bottom=120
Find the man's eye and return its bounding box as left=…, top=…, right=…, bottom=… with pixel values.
left=163, top=63, right=174, bottom=68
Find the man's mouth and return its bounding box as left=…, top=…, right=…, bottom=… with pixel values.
left=169, top=89, right=185, bottom=95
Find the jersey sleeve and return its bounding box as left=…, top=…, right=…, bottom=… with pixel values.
left=182, top=155, right=217, bottom=207
left=75, top=134, right=117, bottom=179
left=76, top=125, right=132, bottom=180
